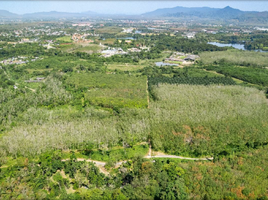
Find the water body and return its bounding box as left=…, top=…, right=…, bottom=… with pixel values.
left=117, top=37, right=135, bottom=40
left=208, top=42, right=246, bottom=50
left=155, top=62, right=178, bottom=67
left=208, top=42, right=267, bottom=52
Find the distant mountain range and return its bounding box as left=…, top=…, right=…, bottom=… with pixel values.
left=142, top=6, right=245, bottom=18
left=0, top=6, right=268, bottom=23
left=23, top=11, right=97, bottom=19
left=0, top=10, right=98, bottom=20
left=142, top=6, right=268, bottom=23
left=0, top=10, right=19, bottom=18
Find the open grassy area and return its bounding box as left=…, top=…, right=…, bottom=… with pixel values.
left=58, top=43, right=76, bottom=51
left=56, top=36, right=73, bottom=43
left=24, top=82, right=41, bottom=90
left=65, top=73, right=148, bottom=109
left=166, top=61, right=182, bottom=64
left=106, top=63, right=145, bottom=71
left=58, top=43, right=103, bottom=54
left=72, top=44, right=103, bottom=54
left=102, top=38, right=116, bottom=45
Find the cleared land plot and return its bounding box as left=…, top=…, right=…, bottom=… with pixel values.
left=107, top=63, right=145, bottom=71
left=72, top=44, right=103, bottom=54
left=66, top=73, right=148, bottom=108
left=59, top=43, right=103, bottom=54
left=56, top=36, right=72, bottom=43
left=95, top=26, right=122, bottom=34
left=102, top=38, right=116, bottom=45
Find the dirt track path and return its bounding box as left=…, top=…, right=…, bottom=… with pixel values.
left=25, top=86, right=36, bottom=92
left=62, top=158, right=106, bottom=166
left=144, top=155, right=213, bottom=160
left=61, top=144, right=213, bottom=173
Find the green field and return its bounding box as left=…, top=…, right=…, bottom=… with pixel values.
left=59, top=43, right=103, bottom=53
left=65, top=73, right=148, bottom=109
left=102, top=38, right=116, bottom=45
left=56, top=36, right=73, bottom=43
left=166, top=61, right=182, bottom=64
left=107, top=63, right=145, bottom=71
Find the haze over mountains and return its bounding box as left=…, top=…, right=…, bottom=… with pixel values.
left=141, top=6, right=268, bottom=23
left=0, top=10, right=98, bottom=19
left=0, top=6, right=267, bottom=23
left=143, top=6, right=245, bottom=18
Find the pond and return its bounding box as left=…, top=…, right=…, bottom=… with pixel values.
left=208, top=42, right=246, bottom=50
left=117, top=37, right=135, bottom=40
left=155, top=62, right=178, bottom=67
left=208, top=42, right=267, bottom=52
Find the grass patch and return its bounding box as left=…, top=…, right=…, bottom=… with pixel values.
left=59, top=43, right=103, bottom=54
left=167, top=61, right=182, bottom=64
left=24, top=82, right=41, bottom=89
left=66, top=73, right=148, bottom=109
left=107, top=63, right=145, bottom=71
left=56, top=36, right=73, bottom=43
left=73, top=44, right=103, bottom=53
left=102, top=38, right=116, bottom=45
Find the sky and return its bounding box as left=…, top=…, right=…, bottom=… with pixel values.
left=1, top=1, right=268, bottom=15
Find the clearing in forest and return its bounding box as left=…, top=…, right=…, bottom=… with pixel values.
left=66, top=73, right=148, bottom=109
left=56, top=36, right=73, bottom=43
